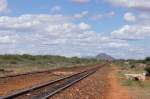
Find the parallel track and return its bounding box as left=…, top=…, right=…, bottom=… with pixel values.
left=0, top=69, right=57, bottom=79
left=2, top=64, right=105, bottom=99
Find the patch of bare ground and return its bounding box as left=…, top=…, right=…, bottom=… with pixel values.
left=127, top=87, right=150, bottom=99
left=50, top=65, right=110, bottom=99
left=104, top=64, right=131, bottom=99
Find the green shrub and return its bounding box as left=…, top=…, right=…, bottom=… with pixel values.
left=145, top=57, right=150, bottom=61
left=10, top=61, right=18, bottom=64
left=144, top=67, right=150, bottom=74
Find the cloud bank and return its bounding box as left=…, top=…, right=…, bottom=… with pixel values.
left=107, top=0, right=150, bottom=11
left=0, top=14, right=128, bottom=57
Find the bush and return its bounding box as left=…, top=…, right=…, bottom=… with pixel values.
left=130, top=65, right=135, bottom=69
left=10, top=61, right=18, bottom=64
left=145, top=57, right=150, bottom=61
left=144, top=67, right=150, bottom=74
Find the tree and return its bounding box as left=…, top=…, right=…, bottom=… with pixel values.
left=145, top=57, right=150, bottom=61
left=144, top=67, right=150, bottom=76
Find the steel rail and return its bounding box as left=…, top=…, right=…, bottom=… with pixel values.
left=2, top=64, right=105, bottom=99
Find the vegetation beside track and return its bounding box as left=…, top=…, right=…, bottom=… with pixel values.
left=0, top=54, right=102, bottom=76
left=114, top=57, right=150, bottom=98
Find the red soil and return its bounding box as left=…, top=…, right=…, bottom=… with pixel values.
left=0, top=64, right=131, bottom=99
left=0, top=72, right=60, bottom=96
left=104, top=65, right=131, bottom=99
left=51, top=64, right=131, bottom=99
left=0, top=66, right=93, bottom=96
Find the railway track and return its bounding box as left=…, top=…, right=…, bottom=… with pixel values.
left=1, top=64, right=105, bottom=99
left=0, top=69, right=58, bottom=79
left=0, top=66, right=90, bottom=79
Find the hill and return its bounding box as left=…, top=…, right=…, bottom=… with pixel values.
left=96, top=53, right=115, bottom=61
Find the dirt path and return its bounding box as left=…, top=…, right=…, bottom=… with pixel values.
left=105, top=64, right=131, bottom=99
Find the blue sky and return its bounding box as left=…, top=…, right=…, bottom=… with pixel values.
left=0, top=0, right=150, bottom=59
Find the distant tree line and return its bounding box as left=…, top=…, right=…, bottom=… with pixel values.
left=0, top=54, right=99, bottom=65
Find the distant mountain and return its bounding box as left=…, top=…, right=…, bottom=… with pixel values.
left=95, top=53, right=115, bottom=61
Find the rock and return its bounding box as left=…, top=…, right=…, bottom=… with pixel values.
left=125, top=73, right=146, bottom=81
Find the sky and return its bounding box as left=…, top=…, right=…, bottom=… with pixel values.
left=0, top=0, right=150, bottom=59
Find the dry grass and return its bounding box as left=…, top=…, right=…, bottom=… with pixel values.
left=116, top=64, right=150, bottom=99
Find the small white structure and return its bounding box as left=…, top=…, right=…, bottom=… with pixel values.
left=125, top=73, right=146, bottom=81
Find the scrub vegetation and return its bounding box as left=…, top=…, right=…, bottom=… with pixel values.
left=0, top=54, right=101, bottom=76
left=114, top=57, right=150, bottom=99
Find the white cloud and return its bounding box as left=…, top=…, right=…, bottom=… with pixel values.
left=78, top=22, right=91, bottom=30
left=107, top=0, right=150, bottom=11
left=0, top=36, right=15, bottom=44
left=71, top=0, right=90, bottom=4
left=139, top=13, right=150, bottom=19
left=111, top=25, right=150, bottom=40
left=72, top=11, right=115, bottom=20
left=91, top=11, right=115, bottom=20
left=124, top=12, right=136, bottom=22
left=74, top=11, right=88, bottom=19
left=106, top=42, right=129, bottom=48
left=0, top=0, right=9, bottom=13
left=0, top=30, right=18, bottom=44
left=0, top=14, right=128, bottom=57
left=109, top=11, right=150, bottom=59
left=51, top=6, right=61, bottom=12
left=123, top=12, right=150, bottom=24
left=0, top=12, right=149, bottom=59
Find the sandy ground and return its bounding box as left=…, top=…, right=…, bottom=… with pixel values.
left=104, top=65, right=131, bottom=99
